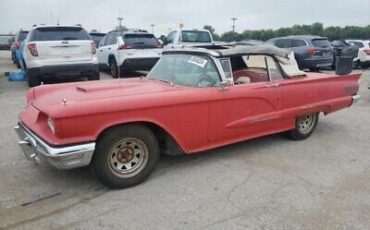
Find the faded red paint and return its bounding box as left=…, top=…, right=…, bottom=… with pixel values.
left=19, top=72, right=361, bottom=153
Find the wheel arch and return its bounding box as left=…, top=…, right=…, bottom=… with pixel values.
left=108, top=54, right=116, bottom=64
left=95, top=121, right=186, bottom=156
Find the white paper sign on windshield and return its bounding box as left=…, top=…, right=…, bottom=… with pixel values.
left=187, top=56, right=208, bottom=68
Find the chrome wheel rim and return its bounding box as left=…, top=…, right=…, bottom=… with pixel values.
left=297, top=114, right=315, bottom=134
left=108, top=138, right=149, bottom=178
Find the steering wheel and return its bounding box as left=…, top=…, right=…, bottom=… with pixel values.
left=198, top=74, right=216, bottom=87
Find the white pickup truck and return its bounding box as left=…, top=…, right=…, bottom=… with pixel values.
left=163, top=29, right=214, bottom=49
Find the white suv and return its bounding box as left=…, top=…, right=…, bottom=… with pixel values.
left=97, top=29, right=162, bottom=78
left=346, top=39, right=370, bottom=68
left=23, top=25, right=99, bottom=87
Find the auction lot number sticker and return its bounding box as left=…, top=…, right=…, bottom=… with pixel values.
left=188, top=56, right=208, bottom=68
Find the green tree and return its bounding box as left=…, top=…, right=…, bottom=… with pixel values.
left=203, top=25, right=220, bottom=40
left=311, top=22, right=324, bottom=36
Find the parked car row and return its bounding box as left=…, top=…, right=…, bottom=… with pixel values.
left=8, top=23, right=369, bottom=88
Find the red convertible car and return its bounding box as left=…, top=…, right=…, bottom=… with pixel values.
left=15, top=44, right=361, bottom=188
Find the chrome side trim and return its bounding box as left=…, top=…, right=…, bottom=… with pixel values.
left=14, top=122, right=95, bottom=169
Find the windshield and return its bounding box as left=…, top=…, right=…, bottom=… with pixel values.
left=147, top=54, right=221, bottom=87
left=90, top=34, right=105, bottom=44
left=122, top=34, right=161, bottom=48
left=311, top=39, right=331, bottom=48
left=30, top=27, right=90, bottom=41
left=180, top=31, right=212, bottom=43
left=18, top=32, right=28, bottom=41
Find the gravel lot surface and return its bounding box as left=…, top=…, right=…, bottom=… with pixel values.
left=0, top=50, right=369, bottom=230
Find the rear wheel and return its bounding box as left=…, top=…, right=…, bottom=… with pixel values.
left=288, top=113, right=319, bottom=140
left=27, top=70, right=41, bottom=87
left=11, top=52, right=16, bottom=64
left=87, top=71, right=100, bottom=81
left=109, top=59, right=118, bottom=78
left=92, top=125, right=160, bottom=189
left=353, top=60, right=360, bottom=69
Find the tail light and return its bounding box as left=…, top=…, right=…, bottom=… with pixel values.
left=308, top=48, right=317, bottom=56
left=118, top=44, right=133, bottom=49
left=155, top=44, right=164, bottom=48
left=91, top=42, right=96, bottom=54
left=27, top=43, right=38, bottom=56
left=364, top=49, right=370, bottom=55
left=15, top=42, right=20, bottom=49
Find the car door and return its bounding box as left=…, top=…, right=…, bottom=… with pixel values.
left=208, top=56, right=283, bottom=145
left=97, top=33, right=110, bottom=65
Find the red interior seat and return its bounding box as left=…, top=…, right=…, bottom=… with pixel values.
left=233, top=69, right=269, bottom=83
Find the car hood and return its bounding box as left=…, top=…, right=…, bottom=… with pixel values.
left=31, top=78, right=182, bottom=116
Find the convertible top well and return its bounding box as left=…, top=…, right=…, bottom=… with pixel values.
left=163, top=44, right=291, bottom=58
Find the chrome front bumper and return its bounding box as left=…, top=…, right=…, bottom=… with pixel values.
left=14, top=122, right=95, bottom=169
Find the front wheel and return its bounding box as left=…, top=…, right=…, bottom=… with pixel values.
left=92, top=125, right=160, bottom=189
left=288, top=113, right=319, bottom=140
left=109, top=59, right=119, bottom=78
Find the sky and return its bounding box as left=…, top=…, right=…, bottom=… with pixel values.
left=0, top=0, right=369, bottom=36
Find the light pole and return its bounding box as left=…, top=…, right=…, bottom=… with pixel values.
left=150, top=24, right=155, bottom=34
left=231, top=17, right=237, bottom=33
left=117, top=17, right=123, bottom=30
left=231, top=17, right=237, bottom=41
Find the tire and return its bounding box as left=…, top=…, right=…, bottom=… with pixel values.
left=92, top=124, right=160, bottom=189
left=27, top=70, right=41, bottom=87
left=109, top=59, right=119, bottom=78
left=309, top=67, right=319, bottom=72
left=11, top=53, right=16, bottom=64
left=288, top=113, right=319, bottom=140
left=87, top=71, right=100, bottom=81
left=353, top=60, right=360, bottom=69
left=360, top=62, right=369, bottom=69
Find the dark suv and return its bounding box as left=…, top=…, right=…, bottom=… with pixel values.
left=89, top=32, right=106, bottom=47
left=268, top=35, right=333, bottom=71
left=10, top=30, right=29, bottom=67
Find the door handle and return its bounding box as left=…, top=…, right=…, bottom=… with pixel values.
left=264, top=83, right=280, bottom=88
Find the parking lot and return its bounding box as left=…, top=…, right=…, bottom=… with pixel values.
left=0, top=49, right=370, bottom=229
